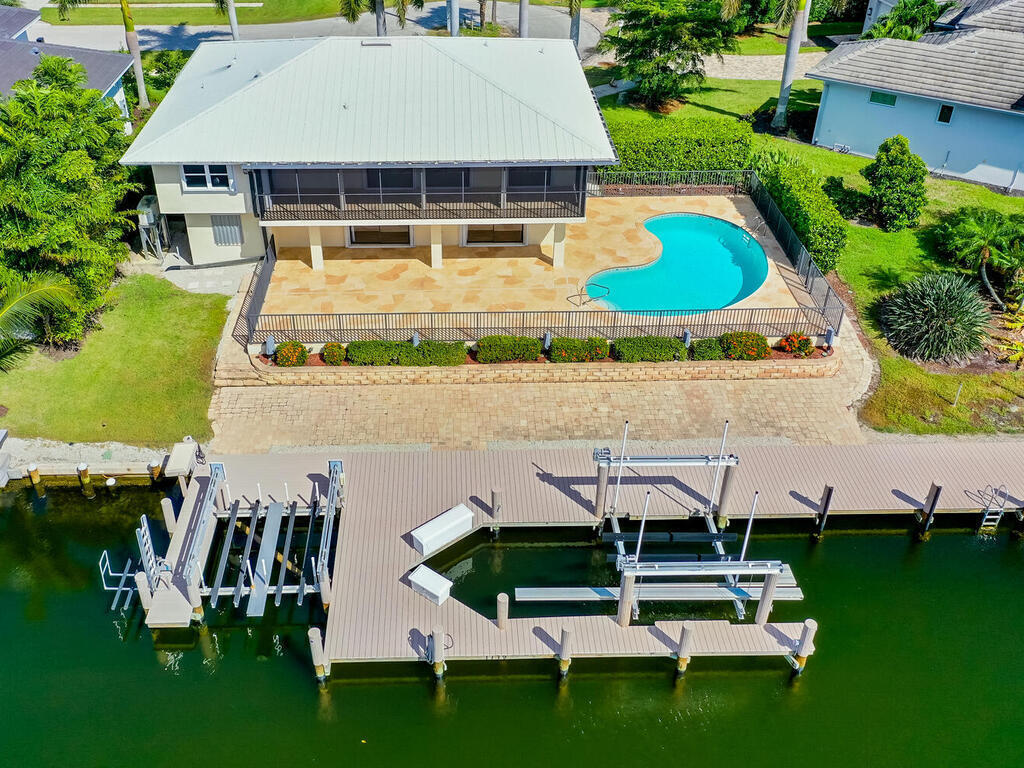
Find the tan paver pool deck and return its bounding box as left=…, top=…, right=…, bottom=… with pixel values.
left=263, top=196, right=811, bottom=314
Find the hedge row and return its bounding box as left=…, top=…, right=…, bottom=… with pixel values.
left=759, top=162, right=847, bottom=273
left=607, top=117, right=754, bottom=175
left=273, top=332, right=802, bottom=367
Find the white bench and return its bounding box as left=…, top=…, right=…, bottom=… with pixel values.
left=409, top=565, right=453, bottom=606
left=410, top=503, right=474, bottom=556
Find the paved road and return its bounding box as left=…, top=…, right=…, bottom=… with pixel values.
left=28, top=2, right=603, bottom=58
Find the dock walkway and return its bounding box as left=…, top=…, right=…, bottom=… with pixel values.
left=189, top=442, right=1023, bottom=665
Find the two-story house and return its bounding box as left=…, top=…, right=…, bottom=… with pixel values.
left=121, top=36, right=617, bottom=268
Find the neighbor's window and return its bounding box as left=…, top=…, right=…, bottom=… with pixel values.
left=182, top=164, right=232, bottom=189
left=349, top=226, right=411, bottom=245
left=466, top=224, right=524, bottom=244
left=868, top=91, right=897, bottom=107
left=211, top=215, right=243, bottom=246
left=937, top=104, right=955, bottom=124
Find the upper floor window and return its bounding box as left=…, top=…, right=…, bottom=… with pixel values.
left=183, top=164, right=232, bottom=190
left=508, top=167, right=549, bottom=188
left=868, top=91, right=897, bottom=107
left=937, top=104, right=955, bottom=124
left=367, top=169, right=416, bottom=190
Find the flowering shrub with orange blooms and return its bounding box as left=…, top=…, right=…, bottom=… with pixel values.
left=275, top=340, right=309, bottom=367
left=719, top=331, right=771, bottom=361
left=549, top=337, right=610, bottom=363
left=777, top=333, right=814, bottom=358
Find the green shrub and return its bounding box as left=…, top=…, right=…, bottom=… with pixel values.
left=822, top=175, right=868, bottom=220
left=345, top=340, right=465, bottom=366
left=720, top=331, right=771, bottom=360
left=862, top=135, right=928, bottom=231
left=322, top=342, right=346, bottom=366
left=607, top=117, right=753, bottom=174
left=690, top=337, right=725, bottom=360
left=549, top=337, right=610, bottom=363
left=612, top=336, right=686, bottom=362
left=476, top=335, right=543, bottom=363
left=880, top=273, right=989, bottom=361
left=758, top=161, right=847, bottom=273
left=274, top=340, right=309, bottom=367
left=778, top=332, right=814, bottom=358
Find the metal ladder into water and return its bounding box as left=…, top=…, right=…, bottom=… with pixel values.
left=978, top=485, right=1008, bottom=535
left=567, top=282, right=609, bottom=307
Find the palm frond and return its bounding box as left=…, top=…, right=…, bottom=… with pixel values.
left=338, top=0, right=366, bottom=24
left=52, top=0, right=87, bottom=21
left=0, top=273, right=78, bottom=341
left=211, top=0, right=228, bottom=13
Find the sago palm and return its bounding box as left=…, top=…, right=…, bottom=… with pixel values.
left=339, top=0, right=425, bottom=36
left=0, top=273, right=77, bottom=373
left=722, top=0, right=846, bottom=129
left=53, top=0, right=241, bottom=112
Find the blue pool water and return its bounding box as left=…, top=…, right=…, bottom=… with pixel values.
left=587, top=214, right=769, bottom=312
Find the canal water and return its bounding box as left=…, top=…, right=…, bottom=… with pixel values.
left=3, top=485, right=1022, bottom=767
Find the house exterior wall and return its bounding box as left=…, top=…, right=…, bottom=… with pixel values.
left=184, top=212, right=265, bottom=263
left=269, top=223, right=558, bottom=249
left=812, top=81, right=1024, bottom=191
left=861, top=0, right=898, bottom=32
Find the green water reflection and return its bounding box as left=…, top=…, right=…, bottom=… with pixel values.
left=2, top=486, right=1022, bottom=767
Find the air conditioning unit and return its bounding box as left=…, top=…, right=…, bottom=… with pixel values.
left=138, top=195, right=160, bottom=227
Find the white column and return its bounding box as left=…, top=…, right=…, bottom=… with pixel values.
left=430, top=226, right=443, bottom=269
left=309, top=226, right=324, bottom=272
left=551, top=223, right=566, bottom=269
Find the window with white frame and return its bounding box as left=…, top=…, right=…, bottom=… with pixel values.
left=211, top=215, right=243, bottom=246
left=868, top=91, right=897, bottom=107
left=182, top=164, right=232, bottom=190
left=465, top=224, right=524, bottom=244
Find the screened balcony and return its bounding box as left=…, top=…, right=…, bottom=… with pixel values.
left=250, top=166, right=587, bottom=222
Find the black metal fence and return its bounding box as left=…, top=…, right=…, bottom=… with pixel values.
left=236, top=170, right=846, bottom=346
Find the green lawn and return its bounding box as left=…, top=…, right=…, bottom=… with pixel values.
left=0, top=275, right=227, bottom=447
left=602, top=80, right=1024, bottom=434
left=42, top=0, right=610, bottom=26
left=734, top=21, right=862, bottom=55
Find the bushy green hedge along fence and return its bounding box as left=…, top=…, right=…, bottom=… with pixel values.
left=271, top=332, right=820, bottom=366
left=607, top=117, right=754, bottom=175
left=758, top=161, right=847, bottom=273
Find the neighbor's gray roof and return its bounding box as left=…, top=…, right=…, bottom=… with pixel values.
left=0, top=7, right=39, bottom=39
left=807, top=28, right=1024, bottom=113
left=121, top=36, right=618, bottom=167
left=0, top=39, right=131, bottom=95
left=936, top=0, right=1024, bottom=33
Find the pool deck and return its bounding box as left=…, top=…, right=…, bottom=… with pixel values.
left=263, top=196, right=813, bottom=314
left=184, top=441, right=1024, bottom=669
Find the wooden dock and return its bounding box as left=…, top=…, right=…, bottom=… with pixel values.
left=178, top=440, right=1024, bottom=671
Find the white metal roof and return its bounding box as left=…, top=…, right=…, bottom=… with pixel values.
left=121, top=36, right=617, bottom=167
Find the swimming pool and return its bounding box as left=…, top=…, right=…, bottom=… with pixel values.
left=586, top=214, right=769, bottom=312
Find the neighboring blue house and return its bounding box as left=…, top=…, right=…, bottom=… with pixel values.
left=808, top=18, right=1024, bottom=192
left=0, top=8, right=133, bottom=128
left=0, top=6, right=37, bottom=42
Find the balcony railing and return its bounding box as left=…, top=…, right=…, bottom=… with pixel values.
left=253, top=190, right=586, bottom=222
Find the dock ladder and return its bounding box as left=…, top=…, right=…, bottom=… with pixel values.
left=98, top=551, right=136, bottom=610
left=978, top=485, right=1007, bottom=535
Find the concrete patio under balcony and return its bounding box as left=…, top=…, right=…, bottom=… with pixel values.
left=261, top=196, right=813, bottom=315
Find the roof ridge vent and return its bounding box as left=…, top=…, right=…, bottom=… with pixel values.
left=361, top=39, right=391, bottom=47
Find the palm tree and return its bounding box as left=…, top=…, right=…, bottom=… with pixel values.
left=339, top=0, right=425, bottom=36
left=53, top=0, right=242, bottom=112
left=723, top=0, right=845, bottom=130
left=944, top=209, right=1015, bottom=312
left=568, top=0, right=581, bottom=49
left=0, top=273, right=77, bottom=373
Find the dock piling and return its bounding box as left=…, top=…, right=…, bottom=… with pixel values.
left=77, top=463, right=95, bottom=499
left=814, top=485, right=834, bottom=540
left=147, top=460, right=161, bottom=482
left=307, top=627, right=327, bottom=683
left=161, top=497, right=176, bottom=535
left=430, top=626, right=446, bottom=679
left=717, top=463, right=736, bottom=517
left=186, top=579, right=204, bottom=621
left=792, top=619, right=818, bottom=676
left=754, top=571, right=780, bottom=625
left=676, top=621, right=695, bottom=676
left=558, top=629, right=572, bottom=677
left=491, top=488, right=502, bottom=522
left=918, top=483, right=942, bottom=540
left=594, top=463, right=609, bottom=518
left=28, top=463, right=44, bottom=497
left=319, top=569, right=332, bottom=611
left=616, top=572, right=636, bottom=627
left=105, top=477, right=117, bottom=495
left=134, top=571, right=153, bottom=613
left=496, top=592, right=509, bottom=630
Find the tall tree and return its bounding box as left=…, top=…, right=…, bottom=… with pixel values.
left=213, top=0, right=241, bottom=40
left=942, top=208, right=1017, bottom=312
left=338, top=0, right=425, bottom=35
left=0, top=272, right=77, bottom=371
left=0, top=57, right=137, bottom=344
left=722, top=0, right=847, bottom=130
left=603, top=0, right=738, bottom=110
